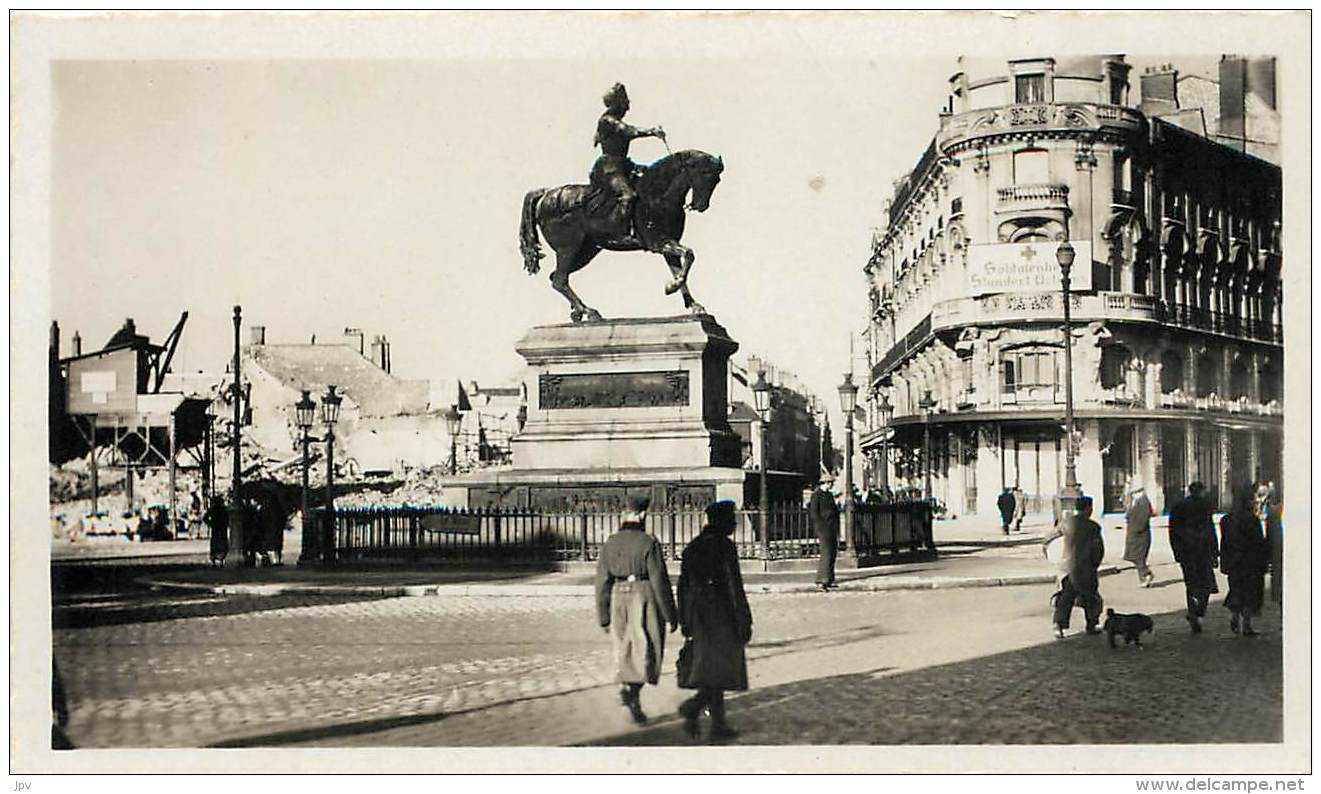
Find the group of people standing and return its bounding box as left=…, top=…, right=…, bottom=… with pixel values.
left=1047, top=479, right=1281, bottom=638
left=593, top=495, right=751, bottom=741
left=201, top=484, right=291, bottom=568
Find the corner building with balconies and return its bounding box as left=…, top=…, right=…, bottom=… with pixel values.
left=860, top=55, right=1283, bottom=517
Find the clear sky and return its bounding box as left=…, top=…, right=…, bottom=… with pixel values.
left=44, top=13, right=1235, bottom=430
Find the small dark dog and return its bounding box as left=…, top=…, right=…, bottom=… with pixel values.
left=1103, top=608, right=1154, bottom=649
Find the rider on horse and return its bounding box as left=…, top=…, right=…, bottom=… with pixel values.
left=591, top=82, right=667, bottom=249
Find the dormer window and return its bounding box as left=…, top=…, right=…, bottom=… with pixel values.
left=1015, top=73, right=1046, bottom=104
left=1009, top=58, right=1055, bottom=105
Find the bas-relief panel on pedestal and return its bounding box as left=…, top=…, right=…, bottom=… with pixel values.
left=538, top=371, right=690, bottom=410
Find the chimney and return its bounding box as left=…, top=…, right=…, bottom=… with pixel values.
left=1219, top=55, right=1247, bottom=146
left=251, top=325, right=266, bottom=346
left=370, top=336, right=385, bottom=370
left=1246, top=56, right=1276, bottom=109
left=50, top=321, right=60, bottom=359
left=1139, top=63, right=1179, bottom=115
left=344, top=327, right=365, bottom=355
left=72, top=330, right=82, bottom=357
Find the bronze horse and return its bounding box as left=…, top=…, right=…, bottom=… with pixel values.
left=519, top=149, right=724, bottom=322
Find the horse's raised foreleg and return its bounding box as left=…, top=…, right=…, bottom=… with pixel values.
left=658, top=241, right=695, bottom=296
left=664, top=252, right=707, bottom=317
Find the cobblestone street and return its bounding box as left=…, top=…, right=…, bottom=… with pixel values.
left=53, top=554, right=1282, bottom=749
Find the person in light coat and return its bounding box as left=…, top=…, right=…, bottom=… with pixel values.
left=593, top=493, right=677, bottom=725
left=1124, top=484, right=1157, bottom=587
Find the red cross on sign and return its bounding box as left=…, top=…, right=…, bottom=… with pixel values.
left=1019, top=245, right=1039, bottom=263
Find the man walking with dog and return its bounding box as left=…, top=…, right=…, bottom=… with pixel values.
left=1042, top=495, right=1105, bottom=639
left=1168, top=481, right=1219, bottom=634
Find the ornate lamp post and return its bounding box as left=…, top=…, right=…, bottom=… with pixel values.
left=226, top=305, right=246, bottom=568
left=294, top=389, right=317, bottom=566
left=751, top=370, right=772, bottom=562
left=878, top=391, right=893, bottom=492
left=919, top=389, right=937, bottom=502
left=321, top=385, right=342, bottom=565
left=1057, top=240, right=1083, bottom=513
left=445, top=405, right=464, bottom=475
left=837, top=373, right=859, bottom=550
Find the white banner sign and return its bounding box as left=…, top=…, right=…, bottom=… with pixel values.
left=968, top=241, right=1092, bottom=296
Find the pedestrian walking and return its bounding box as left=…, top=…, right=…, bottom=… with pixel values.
left=676, top=500, right=752, bottom=741
left=809, top=480, right=840, bottom=590
left=1042, top=495, right=1105, bottom=638
left=593, top=493, right=677, bottom=725
left=1123, top=484, right=1157, bottom=587
left=997, top=487, right=1016, bottom=536
left=1168, top=481, right=1219, bottom=633
left=204, top=495, right=229, bottom=566
left=1257, top=482, right=1283, bottom=605
left=1013, top=486, right=1027, bottom=532
left=1220, top=485, right=1270, bottom=637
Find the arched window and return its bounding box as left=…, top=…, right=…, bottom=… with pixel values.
left=1160, top=349, right=1184, bottom=394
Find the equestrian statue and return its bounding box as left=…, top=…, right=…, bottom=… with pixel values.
left=519, top=82, right=724, bottom=322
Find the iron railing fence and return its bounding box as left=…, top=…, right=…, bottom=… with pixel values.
left=322, top=501, right=934, bottom=564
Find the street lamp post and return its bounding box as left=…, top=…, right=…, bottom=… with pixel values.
left=837, top=373, right=859, bottom=551
left=1056, top=240, right=1083, bottom=514
left=751, top=371, right=772, bottom=564
left=294, top=390, right=317, bottom=566
left=445, top=405, right=464, bottom=475
left=919, top=390, right=937, bottom=502
left=878, top=392, right=893, bottom=492
left=321, top=385, right=342, bottom=565
left=226, top=305, right=246, bottom=568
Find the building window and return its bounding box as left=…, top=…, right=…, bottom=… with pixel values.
left=1013, top=149, right=1050, bottom=185
left=1015, top=73, right=1046, bottom=104
left=1195, top=352, right=1219, bottom=398
left=1160, top=350, right=1185, bottom=394
left=1002, top=346, right=1059, bottom=402
left=1230, top=362, right=1251, bottom=400
left=1100, top=345, right=1133, bottom=390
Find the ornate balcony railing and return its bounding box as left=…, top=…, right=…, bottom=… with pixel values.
left=996, top=183, right=1070, bottom=213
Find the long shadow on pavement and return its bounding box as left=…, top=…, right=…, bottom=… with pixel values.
left=587, top=606, right=1282, bottom=747
left=202, top=622, right=896, bottom=747
left=52, top=590, right=394, bottom=629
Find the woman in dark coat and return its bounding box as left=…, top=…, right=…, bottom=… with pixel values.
left=1123, top=485, right=1156, bottom=586
left=1220, top=485, right=1271, bottom=636
left=204, top=495, right=229, bottom=567
left=677, top=500, right=753, bottom=740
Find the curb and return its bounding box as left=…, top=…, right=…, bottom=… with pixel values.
left=135, top=566, right=1123, bottom=598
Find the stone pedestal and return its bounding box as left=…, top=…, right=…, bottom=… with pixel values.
left=445, top=315, right=747, bottom=510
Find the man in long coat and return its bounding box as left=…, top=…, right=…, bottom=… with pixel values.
left=1042, top=495, right=1105, bottom=638
left=1124, top=484, right=1156, bottom=587
left=997, top=487, right=1016, bottom=535
left=809, top=480, right=840, bottom=590
left=594, top=493, right=677, bottom=724
left=677, top=500, right=753, bottom=740
left=1220, top=484, right=1270, bottom=636
left=1169, top=481, right=1219, bottom=633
